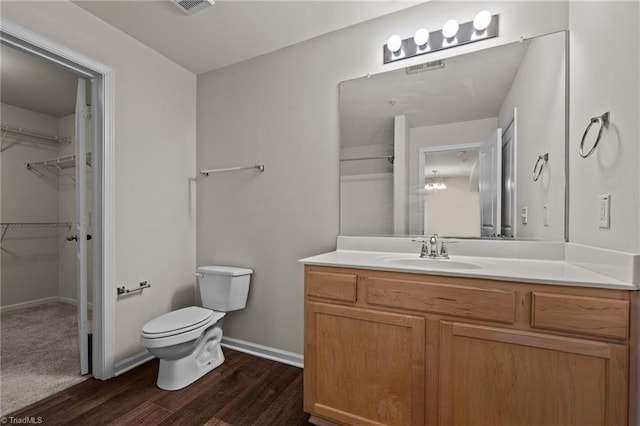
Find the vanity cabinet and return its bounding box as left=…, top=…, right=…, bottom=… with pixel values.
left=304, top=265, right=636, bottom=426
left=438, top=322, right=627, bottom=425
left=305, top=302, right=425, bottom=425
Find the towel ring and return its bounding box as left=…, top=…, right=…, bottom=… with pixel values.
left=579, top=112, right=610, bottom=158
left=532, top=153, right=548, bottom=182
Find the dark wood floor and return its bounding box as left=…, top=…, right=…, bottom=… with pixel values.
left=7, top=348, right=312, bottom=425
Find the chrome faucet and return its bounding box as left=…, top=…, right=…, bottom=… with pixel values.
left=413, top=234, right=455, bottom=259
left=428, top=234, right=439, bottom=258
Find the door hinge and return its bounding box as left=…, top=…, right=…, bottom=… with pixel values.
left=81, top=105, right=92, bottom=120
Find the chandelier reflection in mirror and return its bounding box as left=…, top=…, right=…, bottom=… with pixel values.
left=424, top=170, right=447, bottom=191
left=384, top=11, right=499, bottom=64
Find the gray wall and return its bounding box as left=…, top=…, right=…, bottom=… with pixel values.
left=1, top=104, right=62, bottom=307
left=197, top=1, right=570, bottom=354
left=2, top=1, right=198, bottom=361
left=498, top=32, right=566, bottom=241
left=569, top=1, right=640, bottom=253
left=0, top=105, right=86, bottom=308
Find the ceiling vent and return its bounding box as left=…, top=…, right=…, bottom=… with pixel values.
left=172, top=0, right=214, bottom=15
left=406, top=60, right=445, bottom=75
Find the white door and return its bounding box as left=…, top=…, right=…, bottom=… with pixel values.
left=501, top=117, right=516, bottom=238
left=479, top=128, right=502, bottom=237
left=75, top=79, right=90, bottom=375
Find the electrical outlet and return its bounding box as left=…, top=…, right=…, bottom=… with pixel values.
left=598, top=194, right=610, bottom=228
left=521, top=207, right=528, bottom=225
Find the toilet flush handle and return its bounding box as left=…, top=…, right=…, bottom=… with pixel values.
left=196, top=273, right=204, bottom=279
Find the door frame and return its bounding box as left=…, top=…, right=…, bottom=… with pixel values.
left=417, top=142, right=483, bottom=235
left=1, top=18, right=115, bottom=380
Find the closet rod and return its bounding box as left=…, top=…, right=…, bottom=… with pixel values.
left=200, top=164, right=265, bottom=176
left=340, top=155, right=395, bottom=164
left=0, top=222, right=73, bottom=227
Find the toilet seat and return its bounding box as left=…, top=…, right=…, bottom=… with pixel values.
left=143, top=306, right=217, bottom=338
left=140, top=306, right=225, bottom=349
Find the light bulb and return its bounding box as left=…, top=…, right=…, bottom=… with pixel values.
left=473, top=10, right=492, bottom=32
left=413, top=28, right=429, bottom=47
left=386, top=35, right=402, bottom=53
left=442, top=19, right=459, bottom=39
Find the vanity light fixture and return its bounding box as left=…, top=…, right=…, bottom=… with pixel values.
left=386, top=34, right=403, bottom=53
left=442, top=19, right=459, bottom=39
left=473, top=10, right=492, bottom=32
left=383, top=12, right=499, bottom=64
left=414, top=28, right=430, bottom=48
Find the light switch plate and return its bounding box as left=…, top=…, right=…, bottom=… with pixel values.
left=521, top=207, right=528, bottom=225
left=598, top=194, right=610, bottom=228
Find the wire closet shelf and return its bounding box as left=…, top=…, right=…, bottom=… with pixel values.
left=26, top=152, right=92, bottom=183
left=1, top=222, right=73, bottom=245
left=1, top=123, right=71, bottom=152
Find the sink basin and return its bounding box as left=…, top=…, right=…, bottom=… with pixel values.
left=385, top=258, right=481, bottom=270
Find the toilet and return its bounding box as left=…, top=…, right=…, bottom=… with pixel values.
left=140, top=265, right=252, bottom=390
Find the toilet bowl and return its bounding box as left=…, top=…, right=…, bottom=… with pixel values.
left=140, top=266, right=252, bottom=390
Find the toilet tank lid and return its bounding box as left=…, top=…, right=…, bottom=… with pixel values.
left=198, top=265, right=253, bottom=276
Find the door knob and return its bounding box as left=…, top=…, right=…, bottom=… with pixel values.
left=66, top=234, right=92, bottom=241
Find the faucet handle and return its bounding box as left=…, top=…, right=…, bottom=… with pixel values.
left=412, top=238, right=430, bottom=258
left=439, top=242, right=449, bottom=258
left=412, top=238, right=428, bottom=247
left=439, top=239, right=457, bottom=258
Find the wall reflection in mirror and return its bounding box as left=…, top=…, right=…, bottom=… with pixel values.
left=339, top=31, right=566, bottom=240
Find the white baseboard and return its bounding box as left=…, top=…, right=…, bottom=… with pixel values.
left=0, top=296, right=59, bottom=313
left=1, top=296, right=92, bottom=312
left=221, top=336, right=304, bottom=368
left=114, top=350, right=155, bottom=376
left=112, top=338, right=302, bottom=377
left=58, top=296, right=94, bottom=310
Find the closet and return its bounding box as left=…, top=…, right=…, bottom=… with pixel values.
left=0, top=43, right=92, bottom=415
left=0, top=105, right=91, bottom=308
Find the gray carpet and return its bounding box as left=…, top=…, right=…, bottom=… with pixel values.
left=1, top=301, right=89, bottom=415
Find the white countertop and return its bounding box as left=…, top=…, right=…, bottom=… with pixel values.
left=299, top=249, right=637, bottom=290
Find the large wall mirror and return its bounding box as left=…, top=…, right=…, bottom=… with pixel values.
left=339, top=31, right=567, bottom=241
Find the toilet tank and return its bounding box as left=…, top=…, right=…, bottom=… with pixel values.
left=197, top=266, right=252, bottom=312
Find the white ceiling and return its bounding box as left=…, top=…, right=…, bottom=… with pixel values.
left=74, top=1, right=422, bottom=74
left=424, top=149, right=479, bottom=179
left=1, top=45, right=79, bottom=118
left=1, top=1, right=419, bottom=118
left=340, top=40, right=529, bottom=150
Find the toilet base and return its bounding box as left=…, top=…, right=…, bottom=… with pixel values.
left=156, top=326, right=225, bottom=391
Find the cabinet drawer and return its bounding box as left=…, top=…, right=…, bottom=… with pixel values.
left=366, top=277, right=516, bottom=323
left=306, top=270, right=357, bottom=302
left=531, top=292, right=629, bottom=339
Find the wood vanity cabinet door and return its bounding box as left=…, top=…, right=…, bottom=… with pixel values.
left=305, top=302, right=425, bottom=426
left=438, top=321, right=628, bottom=426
